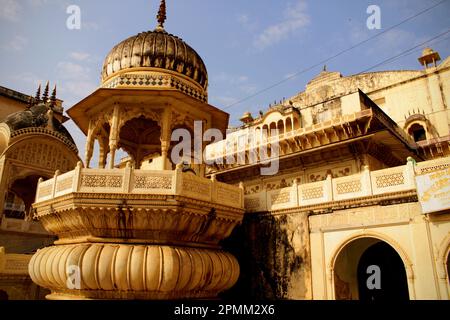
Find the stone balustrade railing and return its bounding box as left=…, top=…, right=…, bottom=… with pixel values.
left=35, top=163, right=244, bottom=210
left=244, top=157, right=449, bottom=213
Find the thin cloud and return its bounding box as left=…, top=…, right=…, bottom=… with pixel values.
left=349, top=24, right=425, bottom=58
left=0, top=0, right=22, bottom=22
left=70, top=52, right=91, bottom=61
left=56, top=60, right=98, bottom=106
left=237, top=13, right=258, bottom=32
left=254, top=0, right=310, bottom=50
left=211, top=96, right=239, bottom=107
left=28, top=0, right=49, bottom=6
left=60, top=81, right=97, bottom=103
left=83, top=22, right=100, bottom=31
left=3, top=35, right=28, bottom=51
left=212, top=72, right=258, bottom=95
left=57, top=61, right=91, bottom=80
left=12, top=72, right=44, bottom=87
left=214, top=72, right=249, bottom=85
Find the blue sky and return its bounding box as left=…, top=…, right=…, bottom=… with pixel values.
left=1, top=0, right=450, bottom=157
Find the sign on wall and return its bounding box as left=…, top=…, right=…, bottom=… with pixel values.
left=416, top=168, right=450, bottom=214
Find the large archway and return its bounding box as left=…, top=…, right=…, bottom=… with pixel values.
left=8, top=175, right=42, bottom=220
left=333, top=237, right=409, bottom=301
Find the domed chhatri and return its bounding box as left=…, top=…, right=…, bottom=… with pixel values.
left=100, top=0, right=208, bottom=101
left=418, top=47, right=441, bottom=68
left=29, top=1, right=244, bottom=300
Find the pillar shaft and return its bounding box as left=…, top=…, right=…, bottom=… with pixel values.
left=109, top=104, right=121, bottom=169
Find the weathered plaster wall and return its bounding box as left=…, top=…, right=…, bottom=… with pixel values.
left=223, top=211, right=312, bottom=300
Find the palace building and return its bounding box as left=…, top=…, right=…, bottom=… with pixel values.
left=0, top=1, right=449, bottom=300
left=206, top=47, right=450, bottom=300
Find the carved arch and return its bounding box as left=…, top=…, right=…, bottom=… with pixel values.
left=3, top=134, right=80, bottom=173
left=118, top=108, right=162, bottom=132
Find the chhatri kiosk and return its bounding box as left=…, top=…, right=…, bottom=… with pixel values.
left=28, top=1, right=244, bottom=300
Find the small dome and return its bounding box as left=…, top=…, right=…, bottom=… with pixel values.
left=422, top=47, right=434, bottom=56
left=4, top=103, right=76, bottom=145
left=101, top=29, right=208, bottom=91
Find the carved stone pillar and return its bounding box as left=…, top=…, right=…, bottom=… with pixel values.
left=97, top=136, right=109, bottom=169
left=84, top=120, right=95, bottom=168
left=160, top=108, right=172, bottom=170
left=108, top=104, right=120, bottom=169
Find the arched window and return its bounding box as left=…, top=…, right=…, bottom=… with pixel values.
left=286, top=118, right=293, bottom=132
left=262, top=124, right=269, bottom=141
left=255, top=127, right=261, bottom=144
left=269, top=122, right=277, bottom=136
left=408, top=123, right=427, bottom=142
left=277, top=120, right=285, bottom=135
left=293, top=117, right=300, bottom=130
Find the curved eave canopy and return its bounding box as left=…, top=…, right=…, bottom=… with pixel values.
left=67, top=88, right=229, bottom=136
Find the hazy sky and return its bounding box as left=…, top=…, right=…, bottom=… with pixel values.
left=1, top=0, right=449, bottom=158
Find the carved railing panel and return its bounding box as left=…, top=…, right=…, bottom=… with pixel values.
left=34, top=166, right=244, bottom=210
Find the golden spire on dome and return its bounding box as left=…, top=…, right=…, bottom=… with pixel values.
left=156, top=0, right=167, bottom=31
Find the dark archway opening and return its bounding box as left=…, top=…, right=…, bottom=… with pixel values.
left=5, top=175, right=43, bottom=220
left=0, top=290, right=8, bottom=300
left=118, top=116, right=161, bottom=167
left=357, top=241, right=409, bottom=301
left=408, top=123, right=427, bottom=142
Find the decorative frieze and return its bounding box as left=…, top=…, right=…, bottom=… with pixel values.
left=336, top=180, right=362, bottom=195
left=375, top=172, right=404, bottom=188
left=81, top=175, right=123, bottom=189
left=102, top=72, right=207, bottom=103
left=271, top=191, right=291, bottom=205
left=245, top=197, right=261, bottom=211
left=56, top=177, right=74, bottom=193
left=134, top=175, right=172, bottom=189
left=9, top=140, right=75, bottom=172
left=302, top=186, right=324, bottom=201
left=309, top=202, right=418, bottom=232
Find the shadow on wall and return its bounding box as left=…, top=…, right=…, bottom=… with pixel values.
left=0, top=290, right=8, bottom=300
left=220, top=213, right=310, bottom=300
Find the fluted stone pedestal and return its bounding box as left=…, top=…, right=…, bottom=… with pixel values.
left=30, top=244, right=239, bottom=300
left=29, top=165, right=244, bottom=300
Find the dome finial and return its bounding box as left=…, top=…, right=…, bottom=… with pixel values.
left=50, top=85, right=57, bottom=107
left=156, top=0, right=167, bottom=31
left=42, top=81, right=50, bottom=103
left=35, top=84, right=42, bottom=102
